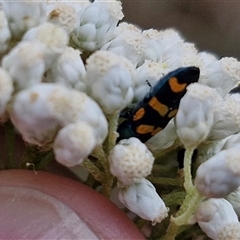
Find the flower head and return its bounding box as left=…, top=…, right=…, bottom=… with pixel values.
left=195, top=146, right=240, bottom=198
left=0, top=67, right=13, bottom=120
left=85, top=50, right=134, bottom=115
left=109, top=137, right=154, bottom=186
left=2, top=41, right=45, bottom=90
left=9, top=83, right=108, bottom=147
left=101, top=22, right=145, bottom=67
left=71, top=0, right=123, bottom=51
left=45, top=46, right=86, bottom=91
left=118, top=178, right=169, bottom=225
left=53, top=122, right=96, bottom=167
left=23, top=22, right=69, bottom=69
left=0, top=10, right=11, bottom=54
left=2, top=2, right=47, bottom=39
left=47, top=3, right=79, bottom=33
left=199, top=57, right=240, bottom=97
left=175, top=83, right=216, bottom=148
left=193, top=198, right=240, bottom=240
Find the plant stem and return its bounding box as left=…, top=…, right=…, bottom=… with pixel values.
left=183, top=147, right=194, bottom=192
left=147, top=176, right=183, bottom=187
left=82, top=158, right=105, bottom=184
left=105, top=111, right=119, bottom=154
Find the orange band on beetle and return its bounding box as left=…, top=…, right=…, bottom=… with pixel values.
left=169, top=77, right=187, bottom=93
left=133, top=108, right=145, bottom=121
left=148, top=97, right=169, bottom=116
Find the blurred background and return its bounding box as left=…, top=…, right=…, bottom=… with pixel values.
left=121, top=1, right=240, bottom=59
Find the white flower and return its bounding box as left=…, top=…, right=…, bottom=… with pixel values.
left=1, top=41, right=45, bottom=90
left=208, top=94, right=240, bottom=141
left=175, top=83, right=216, bottom=148
left=45, top=46, right=86, bottom=91
left=23, top=22, right=69, bottom=69
left=226, top=186, right=240, bottom=218
left=193, top=198, right=240, bottom=240
left=141, top=29, right=164, bottom=62
left=85, top=50, right=134, bottom=115
left=9, top=83, right=108, bottom=147
left=0, top=67, right=13, bottom=119
left=161, top=42, right=203, bottom=70
left=101, top=22, right=145, bottom=67
left=47, top=3, right=79, bottom=33
left=133, top=60, right=167, bottom=102
left=198, top=51, right=218, bottom=66
left=146, top=120, right=178, bottom=151
left=71, top=0, right=123, bottom=51
left=118, top=178, right=169, bottom=225
left=221, top=132, right=240, bottom=150
left=199, top=57, right=240, bottom=97
left=2, top=1, right=47, bottom=39
left=109, top=137, right=154, bottom=186
left=195, top=146, right=240, bottom=198
left=53, top=122, right=96, bottom=167
left=0, top=10, right=11, bottom=53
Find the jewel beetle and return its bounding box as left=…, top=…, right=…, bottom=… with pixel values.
left=117, top=66, right=200, bottom=143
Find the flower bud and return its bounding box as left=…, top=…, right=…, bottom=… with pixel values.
left=193, top=198, right=240, bottom=240
left=109, top=137, right=154, bottom=186
left=85, top=50, right=134, bottom=114
left=195, top=147, right=240, bottom=198
left=45, top=47, right=86, bottom=91
left=175, top=83, right=216, bottom=148
left=118, top=178, right=169, bottom=225
left=2, top=41, right=45, bottom=90
left=53, top=122, right=96, bottom=167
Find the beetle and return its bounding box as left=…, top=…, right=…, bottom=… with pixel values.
left=117, top=66, right=200, bottom=143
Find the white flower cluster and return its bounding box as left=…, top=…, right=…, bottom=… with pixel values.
left=1, top=1, right=240, bottom=238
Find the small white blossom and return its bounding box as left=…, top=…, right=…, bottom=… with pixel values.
left=158, top=28, right=184, bottom=51
left=45, top=46, right=86, bottom=90
left=47, top=3, right=79, bottom=33
left=175, top=83, right=216, bottom=148
left=9, top=83, right=108, bottom=147
left=195, top=147, right=240, bottom=198
left=162, top=42, right=203, bottom=70
left=71, top=0, right=123, bottom=51
left=221, top=132, right=240, bottom=150
left=0, top=10, right=11, bottom=53
left=118, top=178, right=169, bottom=225
left=146, top=120, right=178, bottom=151
left=85, top=50, right=134, bottom=115
left=141, top=29, right=164, bottom=62
left=2, top=41, right=45, bottom=90
left=199, top=57, right=240, bottom=97
left=0, top=67, right=13, bottom=119
left=134, top=60, right=167, bottom=102
left=227, top=186, right=240, bottom=218
left=208, top=94, right=240, bottom=141
left=192, top=198, right=240, bottom=240
left=2, top=2, right=47, bottom=39
left=198, top=51, right=218, bottom=66
left=101, top=22, right=145, bottom=67
left=53, top=122, right=96, bottom=167
left=23, top=22, right=69, bottom=69
left=109, top=137, right=154, bottom=186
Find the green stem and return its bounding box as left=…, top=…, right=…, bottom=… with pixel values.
left=82, top=158, right=105, bottom=184
left=172, top=189, right=203, bottom=226
left=105, top=111, right=119, bottom=154
left=183, top=147, right=194, bottom=192
left=147, top=176, right=183, bottom=187
left=92, top=145, right=114, bottom=197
